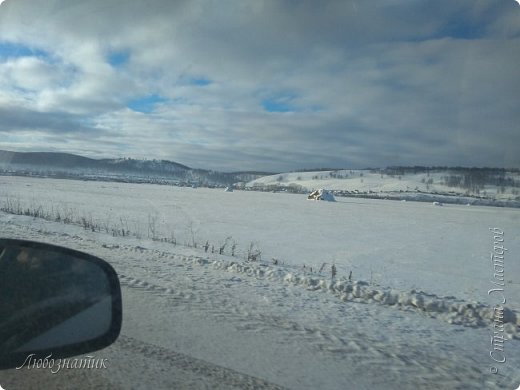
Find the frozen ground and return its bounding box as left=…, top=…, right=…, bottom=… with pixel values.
left=1, top=176, right=520, bottom=389
left=1, top=176, right=519, bottom=306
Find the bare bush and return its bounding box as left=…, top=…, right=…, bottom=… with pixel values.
left=1, top=193, right=264, bottom=264
left=219, top=236, right=233, bottom=255
left=147, top=213, right=158, bottom=239
left=318, top=262, right=327, bottom=274
left=186, top=221, right=198, bottom=248
left=247, top=242, right=261, bottom=262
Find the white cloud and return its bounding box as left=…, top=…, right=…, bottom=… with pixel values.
left=0, top=0, right=519, bottom=171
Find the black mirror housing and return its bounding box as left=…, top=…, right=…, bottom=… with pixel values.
left=0, top=239, right=122, bottom=370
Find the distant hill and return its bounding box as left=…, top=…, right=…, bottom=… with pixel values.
left=0, top=150, right=268, bottom=186
left=99, top=157, right=190, bottom=174
left=0, top=150, right=189, bottom=172
left=247, top=167, right=520, bottom=206
left=0, top=150, right=97, bottom=168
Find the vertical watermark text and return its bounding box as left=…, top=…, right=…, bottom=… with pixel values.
left=487, top=227, right=508, bottom=375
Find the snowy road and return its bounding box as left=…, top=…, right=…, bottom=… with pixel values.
left=1, top=212, right=519, bottom=389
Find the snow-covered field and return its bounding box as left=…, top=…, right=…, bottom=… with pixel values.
left=1, top=175, right=519, bottom=389
left=248, top=169, right=520, bottom=203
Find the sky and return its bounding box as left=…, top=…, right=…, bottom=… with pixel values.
left=0, top=0, right=519, bottom=172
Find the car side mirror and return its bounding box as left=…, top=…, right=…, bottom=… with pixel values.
left=0, top=239, right=122, bottom=370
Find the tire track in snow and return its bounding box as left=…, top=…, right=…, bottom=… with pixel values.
left=115, top=335, right=287, bottom=390
left=113, top=241, right=519, bottom=339
left=116, top=272, right=500, bottom=390
left=97, top=251, right=507, bottom=389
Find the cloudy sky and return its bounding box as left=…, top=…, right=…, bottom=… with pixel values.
left=0, top=0, right=519, bottom=172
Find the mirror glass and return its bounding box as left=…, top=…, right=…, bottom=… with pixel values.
left=0, top=240, right=121, bottom=366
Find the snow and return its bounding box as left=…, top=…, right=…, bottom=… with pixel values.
left=1, top=175, right=520, bottom=389
left=248, top=169, right=520, bottom=205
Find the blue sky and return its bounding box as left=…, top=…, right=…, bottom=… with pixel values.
left=126, top=94, right=167, bottom=114
left=0, top=41, right=49, bottom=58
left=0, top=0, right=519, bottom=171
left=189, top=77, right=211, bottom=86
left=107, top=50, right=130, bottom=68
left=262, top=99, right=292, bottom=113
